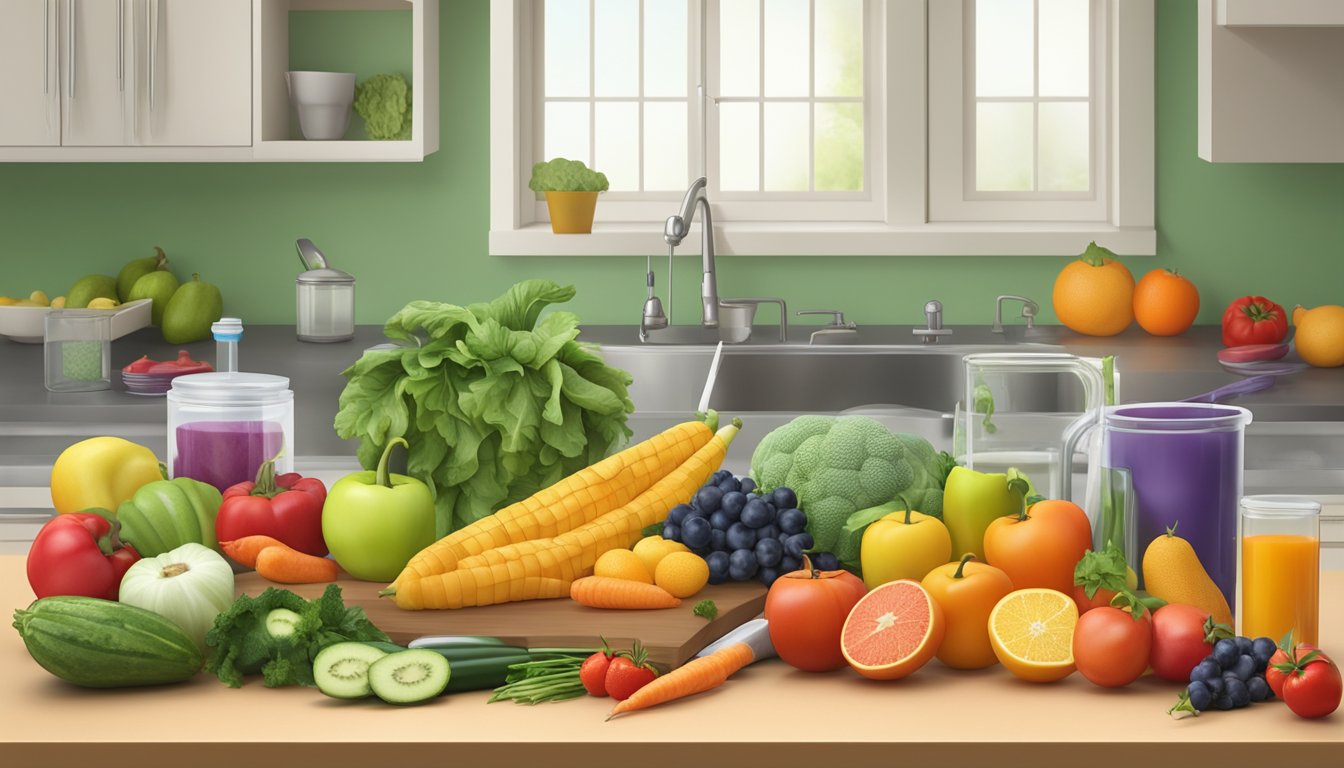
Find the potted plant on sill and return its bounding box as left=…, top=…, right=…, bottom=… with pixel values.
left=529, top=157, right=609, bottom=234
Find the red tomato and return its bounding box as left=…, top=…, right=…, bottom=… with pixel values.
left=765, top=563, right=868, bottom=672
left=1267, top=643, right=1323, bottom=699
left=984, top=500, right=1092, bottom=595
left=579, top=648, right=614, bottom=697
left=1072, top=606, right=1152, bottom=688
left=1072, top=585, right=1121, bottom=615
left=1280, top=651, right=1343, bottom=719
left=1149, top=604, right=1214, bottom=682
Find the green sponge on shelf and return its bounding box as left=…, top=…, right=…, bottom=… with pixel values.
left=353, top=73, right=412, bottom=140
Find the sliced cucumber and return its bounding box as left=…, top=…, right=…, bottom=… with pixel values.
left=313, top=642, right=389, bottom=700
left=369, top=649, right=451, bottom=705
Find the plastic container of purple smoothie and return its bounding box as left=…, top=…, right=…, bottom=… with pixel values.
left=166, top=372, right=294, bottom=493
left=1103, top=402, right=1252, bottom=609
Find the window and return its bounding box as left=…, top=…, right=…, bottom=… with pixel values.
left=490, top=0, right=1154, bottom=256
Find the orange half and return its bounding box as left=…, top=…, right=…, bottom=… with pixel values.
left=987, top=588, right=1078, bottom=683
left=840, top=580, right=945, bottom=681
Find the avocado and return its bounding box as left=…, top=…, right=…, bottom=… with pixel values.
left=66, top=275, right=119, bottom=309
left=127, top=270, right=180, bottom=325
left=116, top=246, right=170, bottom=302
left=161, top=274, right=223, bottom=344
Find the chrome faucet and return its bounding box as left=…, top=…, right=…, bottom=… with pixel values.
left=992, top=294, right=1039, bottom=333
left=664, top=177, right=720, bottom=328
left=912, top=299, right=953, bottom=344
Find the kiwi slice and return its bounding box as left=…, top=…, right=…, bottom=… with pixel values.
left=368, top=649, right=451, bottom=705
left=313, top=642, right=390, bottom=700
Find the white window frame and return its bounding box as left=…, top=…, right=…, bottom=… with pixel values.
left=490, top=0, right=1154, bottom=257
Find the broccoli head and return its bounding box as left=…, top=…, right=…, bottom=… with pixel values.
left=528, top=157, right=610, bottom=193
left=750, top=415, right=950, bottom=555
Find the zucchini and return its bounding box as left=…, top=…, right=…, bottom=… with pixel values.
left=13, top=596, right=203, bottom=688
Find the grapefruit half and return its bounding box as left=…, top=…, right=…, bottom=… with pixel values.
left=840, top=579, right=945, bottom=680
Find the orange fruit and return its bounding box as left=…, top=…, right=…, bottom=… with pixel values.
left=594, top=549, right=652, bottom=584
left=654, top=552, right=710, bottom=598
left=840, top=579, right=945, bottom=680
left=987, top=588, right=1078, bottom=683
left=1293, top=304, right=1344, bottom=368
left=1133, top=268, right=1200, bottom=336
left=1052, top=242, right=1135, bottom=336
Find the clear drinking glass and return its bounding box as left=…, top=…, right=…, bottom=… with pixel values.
left=1239, top=495, right=1320, bottom=644
left=44, top=311, right=111, bottom=392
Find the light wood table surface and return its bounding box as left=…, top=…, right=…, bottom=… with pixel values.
left=2, top=556, right=1340, bottom=768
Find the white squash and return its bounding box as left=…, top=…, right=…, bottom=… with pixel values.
left=119, top=542, right=235, bottom=652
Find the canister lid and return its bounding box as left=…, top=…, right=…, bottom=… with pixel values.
left=297, top=268, right=354, bottom=285
left=167, top=372, right=293, bottom=406
left=1240, top=495, right=1321, bottom=518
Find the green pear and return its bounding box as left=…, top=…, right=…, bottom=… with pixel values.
left=161, top=274, right=223, bottom=344
left=116, top=246, right=170, bottom=302
left=66, top=274, right=119, bottom=309
left=127, top=270, right=181, bottom=326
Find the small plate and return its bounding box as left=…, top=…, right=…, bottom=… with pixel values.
left=0, top=298, right=153, bottom=344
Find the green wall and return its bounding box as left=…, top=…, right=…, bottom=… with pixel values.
left=2, top=1, right=1340, bottom=328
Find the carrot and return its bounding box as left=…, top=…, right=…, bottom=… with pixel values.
left=395, top=417, right=715, bottom=584
left=569, top=576, right=681, bottom=610
left=220, top=535, right=291, bottom=568
left=607, top=642, right=755, bottom=718
left=254, top=545, right=340, bottom=584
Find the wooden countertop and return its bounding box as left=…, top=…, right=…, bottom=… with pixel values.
left=2, top=556, right=1341, bottom=768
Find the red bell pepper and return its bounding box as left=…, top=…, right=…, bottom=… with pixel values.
left=27, top=512, right=141, bottom=600
left=1221, top=296, right=1289, bottom=347
left=215, top=457, right=328, bottom=558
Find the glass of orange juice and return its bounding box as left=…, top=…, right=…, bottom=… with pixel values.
left=1238, top=496, right=1320, bottom=644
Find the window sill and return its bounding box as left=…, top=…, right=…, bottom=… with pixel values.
left=488, top=222, right=1158, bottom=257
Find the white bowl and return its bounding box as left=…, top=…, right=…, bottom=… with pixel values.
left=0, top=298, right=152, bottom=344
left=286, top=71, right=356, bottom=141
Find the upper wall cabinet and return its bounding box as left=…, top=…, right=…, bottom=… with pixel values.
left=0, top=0, right=439, bottom=162
left=1199, top=0, right=1344, bottom=162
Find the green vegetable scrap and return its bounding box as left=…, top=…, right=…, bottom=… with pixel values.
left=204, top=584, right=389, bottom=689
left=528, top=157, right=610, bottom=193
left=750, top=415, right=953, bottom=556
left=973, top=383, right=997, bottom=434
left=353, top=73, right=411, bottom=140
left=693, top=600, right=718, bottom=621
left=334, top=280, right=634, bottom=537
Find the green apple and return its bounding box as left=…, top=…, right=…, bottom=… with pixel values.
left=322, top=438, right=436, bottom=582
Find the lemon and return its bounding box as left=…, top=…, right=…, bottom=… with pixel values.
left=987, top=588, right=1078, bottom=683
left=594, top=548, right=652, bottom=584
left=28, top=290, right=49, bottom=306
left=0, top=297, right=17, bottom=306
left=50, top=296, right=66, bottom=309
left=654, top=552, right=709, bottom=599
left=1293, top=304, right=1344, bottom=368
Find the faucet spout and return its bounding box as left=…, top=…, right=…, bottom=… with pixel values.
left=663, top=177, right=719, bottom=328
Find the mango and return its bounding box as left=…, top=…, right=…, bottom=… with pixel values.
left=161, top=273, right=222, bottom=344
left=66, top=275, right=119, bottom=309
left=127, top=270, right=180, bottom=325
left=116, top=246, right=170, bottom=302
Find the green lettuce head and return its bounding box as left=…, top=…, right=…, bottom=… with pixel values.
left=529, top=157, right=610, bottom=193
left=353, top=73, right=412, bottom=140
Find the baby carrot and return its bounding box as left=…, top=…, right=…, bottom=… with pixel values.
left=569, top=576, right=681, bottom=610
left=255, top=545, right=340, bottom=584
left=220, top=535, right=291, bottom=568
left=607, top=642, right=754, bottom=719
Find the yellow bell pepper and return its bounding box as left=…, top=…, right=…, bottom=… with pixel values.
left=50, top=437, right=164, bottom=514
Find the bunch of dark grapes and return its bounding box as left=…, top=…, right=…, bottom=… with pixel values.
left=661, top=470, right=838, bottom=587
left=1171, top=635, right=1277, bottom=716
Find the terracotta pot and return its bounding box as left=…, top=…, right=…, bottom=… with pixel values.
left=544, top=191, right=599, bottom=234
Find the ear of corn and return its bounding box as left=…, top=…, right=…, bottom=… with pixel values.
left=386, top=419, right=741, bottom=610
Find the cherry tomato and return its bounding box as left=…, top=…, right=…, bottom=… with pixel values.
left=1280, top=651, right=1342, bottom=719
left=984, top=499, right=1092, bottom=595
left=1149, top=604, right=1214, bottom=683
left=1267, top=643, right=1324, bottom=699
left=765, top=560, right=868, bottom=672
left=1072, top=605, right=1152, bottom=688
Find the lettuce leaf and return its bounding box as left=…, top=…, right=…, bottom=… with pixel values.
left=335, top=280, right=634, bottom=537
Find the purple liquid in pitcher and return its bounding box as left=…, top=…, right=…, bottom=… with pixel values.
left=174, top=421, right=285, bottom=492
left=1107, top=405, right=1246, bottom=609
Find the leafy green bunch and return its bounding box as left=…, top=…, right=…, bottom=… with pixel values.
left=528, top=157, right=610, bottom=192
left=354, top=73, right=412, bottom=140
left=335, top=280, right=634, bottom=537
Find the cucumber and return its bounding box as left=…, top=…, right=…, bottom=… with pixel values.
left=314, top=642, right=389, bottom=700
left=13, top=596, right=203, bottom=688
left=413, top=645, right=531, bottom=692
left=369, top=649, right=451, bottom=705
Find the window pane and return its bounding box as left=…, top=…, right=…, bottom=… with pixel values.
left=764, top=102, right=809, bottom=191
left=595, top=102, right=640, bottom=191
left=719, top=0, right=760, bottom=97
left=976, top=101, right=1033, bottom=191
left=764, top=0, right=809, bottom=97
left=1038, top=0, right=1090, bottom=97
left=719, top=102, right=760, bottom=191
left=976, top=0, right=1033, bottom=98
left=645, top=102, right=689, bottom=191
left=595, top=0, right=638, bottom=97
left=645, top=0, right=689, bottom=97
left=815, top=0, right=862, bottom=98
left=544, top=101, right=591, bottom=166
left=1038, top=101, right=1090, bottom=191
left=545, top=0, right=589, bottom=97
left=815, top=102, right=864, bottom=191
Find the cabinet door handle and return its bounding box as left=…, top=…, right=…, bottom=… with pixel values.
left=147, top=0, right=155, bottom=111
left=67, top=0, right=75, bottom=99
left=117, top=0, right=123, bottom=91
left=43, top=0, right=50, bottom=95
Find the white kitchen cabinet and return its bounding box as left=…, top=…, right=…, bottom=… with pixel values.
left=1217, top=0, right=1344, bottom=27
left=63, top=0, right=134, bottom=146
left=0, top=1, right=60, bottom=146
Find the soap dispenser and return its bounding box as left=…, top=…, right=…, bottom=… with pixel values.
left=295, top=238, right=355, bottom=343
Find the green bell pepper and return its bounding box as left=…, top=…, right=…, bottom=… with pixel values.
left=942, top=466, right=1032, bottom=561
left=114, top=477, right=224, bottom=557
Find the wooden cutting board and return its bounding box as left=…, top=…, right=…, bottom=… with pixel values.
left=233, top=573, right=767, bottom=669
